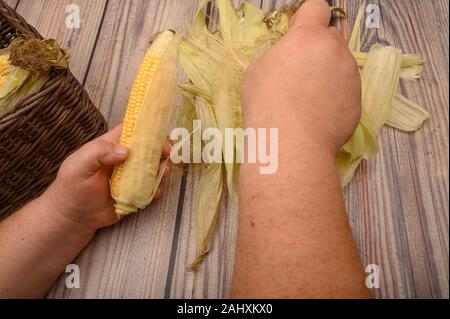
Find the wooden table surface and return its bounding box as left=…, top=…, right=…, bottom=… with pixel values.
left=6, top=0, right=447, bottom=298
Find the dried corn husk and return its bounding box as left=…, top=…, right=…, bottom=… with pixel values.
left=211, top=66, right=243, bottom=201
left=180, top=0, right=267, bottom=270
left=0, top=36, right=68, bottom=116
left=338, top=44, right=402, bottom=184
left=188, top=98, right=224, bottom=271
left=337, top=5, right=428, bottom=184
left=387, top=94, right=430, bottom=132
left=354, top=51, right=424, bottom=80
left=9, top=37, right=68, bottom=73
left=188, top=163, right=224, bottom=271
left=179, top=0, right=429, bottom=269
left=362, top=45, right=402, bottom=132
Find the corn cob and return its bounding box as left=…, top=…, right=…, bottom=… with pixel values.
left=111, top=30, right=180, bottom=218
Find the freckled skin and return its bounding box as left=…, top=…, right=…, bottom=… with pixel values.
left=231, top=0, right=372, bottom=298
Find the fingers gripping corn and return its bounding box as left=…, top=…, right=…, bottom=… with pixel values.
left=111, top=31, right=180, bottom=218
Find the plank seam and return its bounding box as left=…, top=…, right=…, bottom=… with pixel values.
left=163, top=166, right=189, bottom=298
left=379, top=2, right=421, bottom=298
left=81, top=0, right=110, bottom=87
left=164, top=2, right=215, bottom=298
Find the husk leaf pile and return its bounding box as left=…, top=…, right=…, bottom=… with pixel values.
left=178, top=0, right=429, bottom=270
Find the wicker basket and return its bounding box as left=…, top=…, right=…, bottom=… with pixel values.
left=0, top=0, right=108, bottom=219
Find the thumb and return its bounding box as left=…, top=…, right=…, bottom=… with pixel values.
left=69, top=139, right=129, bottom=178
left=289, top=0, right=331, bottom=29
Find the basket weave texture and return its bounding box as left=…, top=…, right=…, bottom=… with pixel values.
left=0, top=0, right=108, bottom=219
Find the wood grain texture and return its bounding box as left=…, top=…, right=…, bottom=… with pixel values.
left=3, top=0, right=18, bottom=9
left=261, top=0, right=291, bottom=12
left=333, top=0, right=449, bottom=299
left=10, top=0, right=446, bottom=299
left=15, top=0, right=107, bottom=81
left=167, top=165, right=239, bottom=298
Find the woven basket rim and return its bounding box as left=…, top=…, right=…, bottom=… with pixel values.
left=0, top=0, right=108, bottom=219
left=0, top=0, right=68, bottom=123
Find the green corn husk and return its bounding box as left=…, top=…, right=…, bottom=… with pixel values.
left=188, top=163, right=224, bottom=271
left=338, top=4, right=427, bottom=184
left=362, top=45, right=402, bottom=133
left=387, top=94, right=430, bottom=132
left=0, top=36, right=69, bottom=116
left=188, top=98, right=224, bottom=271
left=179, top=0, right=429, bottom=270
left=0, top=67, right=29, bottom=99
left=338, top=44, right=402, bottom=185
left=211, top=65, right=243, bottom=201
left=0, top=71, right=47, bottom=115
left=354, top=51, right=424, bottom=80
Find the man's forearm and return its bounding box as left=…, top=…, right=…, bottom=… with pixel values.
left=0, top=192, right=94, bottom=298
left=231, top=128, right=372, bottom=298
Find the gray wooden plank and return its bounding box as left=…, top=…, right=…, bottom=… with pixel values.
left=15, top=0, right=108, bottom=81
left=168, top=165, right=239, bottom=298
left=3, top=0, right=18, bottom=9
left=375, top=0, right=448, bottom=299
left=261, top=0, right=289, bottom=12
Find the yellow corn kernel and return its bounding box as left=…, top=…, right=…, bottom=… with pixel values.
left=0, top=54, right=13, bottom=76
left=0, top=54, right=14, bottom=86
left=111, top=30, right=180, bottom=217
